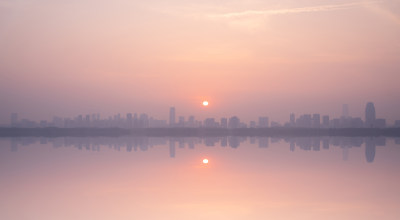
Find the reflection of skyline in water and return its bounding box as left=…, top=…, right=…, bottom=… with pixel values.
left=5, top=136, right=400, bottom=163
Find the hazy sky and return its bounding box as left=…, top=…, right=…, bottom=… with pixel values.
left=1, top=0, right=399, bottom=124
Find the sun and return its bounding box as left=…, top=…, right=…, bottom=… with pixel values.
left=202, top=158, right=209, bottom=164
left=202, top=101, right=209, bottom=106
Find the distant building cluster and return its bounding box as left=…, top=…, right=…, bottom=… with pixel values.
left=287, top=102, right=388, bottom=129
left=7, top=102, right=400, bottom=129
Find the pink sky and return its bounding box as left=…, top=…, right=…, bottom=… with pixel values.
left=0, top=0, right=399, bottom=124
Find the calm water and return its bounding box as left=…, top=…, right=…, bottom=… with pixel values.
left=1, top=136, right=399, bottom=220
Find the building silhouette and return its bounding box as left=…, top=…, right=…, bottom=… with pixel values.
left=365, top=102, right=376, bottom=128
left=220, top=118, right=228, bottom=128
left=290, top=114, right=295, bottom=127
left=169, top=107, right=175, bottom=127
left=228, top=116, right=240, bottom=129
left=312, top=114, right=320, bottom=128
left=10, top=113, right=18, bottom=127
left=178, top=116, right=184, bottom=127
left=258, top=117, right=269, bottom=128
left=322, top=115, right=329, bottom=128
left=342, top=104, right=349, bottom=118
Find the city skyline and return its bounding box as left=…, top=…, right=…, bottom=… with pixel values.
left=5, top=102, right=400, bottom=128
left=1, top=1, right=400, bottom=219
left=1, top=1, right=400, bottom=125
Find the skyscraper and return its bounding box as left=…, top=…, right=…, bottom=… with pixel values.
left=365, top=102, right=376, bottom=128
left=178, top=116, right=184, bottom=127
left=228, top=116, right=240, bottom=129
left=322, top=115, right=329, bottom=128
left=127, top=113, right=133, bottom=128
left=220, top=118, right=228, bottom=128
left=290, top=114, right=295, bottom=126
left=342, top=104, right=349, bottom=118
left=312, top=114, right=320, bottom=128
left=169, top=107, right=175, bottom=127
left=258, top=117, right=269, bottom=128
left=11, top=113, right=18, bottom=127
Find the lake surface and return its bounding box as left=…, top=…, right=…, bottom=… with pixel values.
left=1, top=136, right=399, bottom=220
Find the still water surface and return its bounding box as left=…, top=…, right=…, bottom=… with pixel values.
left=1, top=137, right=399, bottom=220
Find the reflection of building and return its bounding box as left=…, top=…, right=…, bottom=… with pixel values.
left=322, top=139, right=329, bottom=149
left=312, top=138, right=320, bottom=151
left=169, top=139, right=175, bottom=158
left=365, top=138, right=376, bottom=163
left=6, top=136, right=388, bottom=162
left=258, top=137, right=269, bottom=148
left=228, top=136, right=240, bottom=148
left=221, top=136, right=227, bottom=147
left=290, top=141, right=295, bottom=151
left=365, top=102, right=376, bottom=128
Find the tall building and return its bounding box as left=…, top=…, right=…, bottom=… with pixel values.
left=312, top=114, right=320, bottom=128
left=178, top=116, right=185, bottom=127
left=169, top=107, right=175, bottom=127
left=139, top=113, right=149, bottom=128
left=127, top=113, right=133, bottom=128
left=187, top=116, right=195, bottom=128
left=342, top=104, right=349, bottom=118
left=133, top=113, right=138, bottom=128
left=228, top=116, right=240, bottom=129
left=290, top=114, right=295, bottom=126
left=220, top=118, right=228, bottom=128
left=297, top=114, right=312, bottom=128
left=258, top=117, right=269, bottom=128
left=322, top=115, right=329, bottom=128
left=11, top=113, right=18, bottom=127
left=365, top=102, right=376, bottom=128
left=85, top=115, right=90, bottom=127
left=204, top=118, right=217, bottom=128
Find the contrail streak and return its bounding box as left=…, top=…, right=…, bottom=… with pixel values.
left=209, top=1, right=381, bottom=19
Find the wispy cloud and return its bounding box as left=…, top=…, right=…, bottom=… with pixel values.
left=208, top=1, right=381, bottom=19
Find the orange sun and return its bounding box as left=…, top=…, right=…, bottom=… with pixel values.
left=202, top=101, right=209, bottom=106
left=203, top=158, right=209, bottom=164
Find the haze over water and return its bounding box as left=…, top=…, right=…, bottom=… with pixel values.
left=1, top=0, right=400, bottom=219
left=1, top=137, right=399, bottom=220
